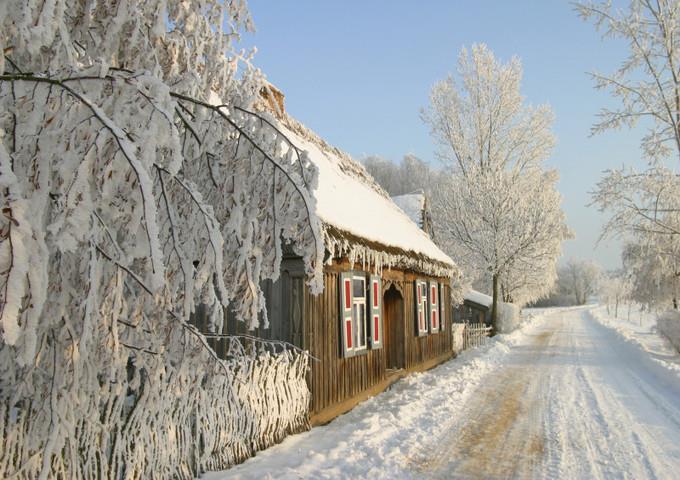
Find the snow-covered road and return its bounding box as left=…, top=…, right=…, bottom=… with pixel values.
left=419, top=307, right=680, bottom=479
left=205, top=307, right=680, bottom=479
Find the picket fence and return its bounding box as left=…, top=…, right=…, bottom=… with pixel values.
left=451, top=322, right=493, bottom=353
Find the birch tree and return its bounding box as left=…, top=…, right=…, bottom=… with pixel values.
left=600, top=270, right=634, bottom=317
left=0, top=1, right=323, bottom=477
left=423, top=44, right=570, bottom=325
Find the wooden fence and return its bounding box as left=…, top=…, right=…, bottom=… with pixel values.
left=452, top=322, right=492, bottom=353
left=0, top=333, right=312, bottom=480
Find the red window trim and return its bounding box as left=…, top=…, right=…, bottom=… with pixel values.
left=344, top=279, right=351, bottom=310
left=373, top=281, right=379, bottom=308
left=346, top=319, right=353, bottom=349
left=373, top=315, right=380, bottom=342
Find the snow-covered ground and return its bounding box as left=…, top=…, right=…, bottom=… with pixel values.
left=204, top=306, right=680, bottom=479
left=590, top=304, right=680, bottom=375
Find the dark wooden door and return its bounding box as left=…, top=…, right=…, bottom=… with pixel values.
left=384, top=285, right=404, bottom=369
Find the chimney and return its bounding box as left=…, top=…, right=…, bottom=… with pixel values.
left=259, top=83, right=285, bottom=119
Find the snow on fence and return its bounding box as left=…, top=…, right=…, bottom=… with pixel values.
left=452, top=323, right=466, bottom=352
left=464, top=323, right=493, bottom=349
left=452, top=322, right=492, bottom=353
left=0, top=335, right=311, bottom=480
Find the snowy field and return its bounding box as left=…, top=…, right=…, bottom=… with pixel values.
left=203, top=306, right=680, bottom=479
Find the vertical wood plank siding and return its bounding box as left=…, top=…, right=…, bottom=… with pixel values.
left=305, top=267, right=452, bottom=415
left=403, top=282, right=452, bottom=370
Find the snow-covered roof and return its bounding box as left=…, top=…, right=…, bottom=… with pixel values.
left=464, top=289, right=493, bottom=308
left=392, top=192, right=426, bottom=229
left=278, top=117, right=455, bottom=274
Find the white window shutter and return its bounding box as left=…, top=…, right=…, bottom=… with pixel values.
left=439, top=283, right=446, bottom=332
left=369, top=275, right=383, bottom=349
left=339, top=272, right=355, bottom=357
left=415, top=280, right=428, bottom=336
left=429, top=281, right=439, bottom=333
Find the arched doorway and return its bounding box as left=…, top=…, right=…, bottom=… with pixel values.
left=383, top=284, right=405, bottom=370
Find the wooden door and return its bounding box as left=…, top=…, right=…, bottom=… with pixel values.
left=383, top=285, right=405, bottom=369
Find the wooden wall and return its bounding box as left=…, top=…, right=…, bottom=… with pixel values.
left=455, top=301, right=491, bottom=326
left=305, top=262, right=452, bottom=416
left=388, top=275, right=453, bottom=370
left=304, top=270, right=387, bottom=415
left=193, top=256, right=454, bottom=418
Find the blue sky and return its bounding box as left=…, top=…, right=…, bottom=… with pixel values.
left=243, top=1, right=643, bottom=269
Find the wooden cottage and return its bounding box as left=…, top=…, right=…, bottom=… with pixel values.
left=454, top=289, right=493, bottom=326
left=203, top=89, right=460, bottom=425
left=271, top=117, right=459, bottom=424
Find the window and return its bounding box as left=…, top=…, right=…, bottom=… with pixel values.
left=415, top=280, right=429, bottom=336
left=339, top=272, right=383, bottom=357
left=415, top=280, right=446, bottom=335
left=352, top=276, right=367, bottom=349
left=429, top=281, right=439, bottom=333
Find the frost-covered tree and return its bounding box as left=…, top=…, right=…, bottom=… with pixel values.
left=580, top=0, right=680, bottom=304
left=558, top=259, right=601, bottom=305
left=600, top=270, right=633, bottom=317
left=576, top=0, right=680, bottom=164
left=622, top=233, right=680, bottom=309
left=422, top=44, right=555, bottom=177
left=0, top=1, right=323, bottom=478
left=433, top=167, right=570, bottom=313
left=362, top=153, right=436, bottom=196
left=423, top=44, right=570, bottom=325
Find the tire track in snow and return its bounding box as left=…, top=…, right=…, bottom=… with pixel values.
left=413, top=308, right=680, bottom=479
left=414, top=328, right=555, bottom=479
left=543, top=319, right=605, bottom=480
left=574, top=314, right=680, bottom=478
left=547, top=310, right=680, bottom=479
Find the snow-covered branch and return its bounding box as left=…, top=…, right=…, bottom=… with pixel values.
left=0, top=1, right=323, bottom=477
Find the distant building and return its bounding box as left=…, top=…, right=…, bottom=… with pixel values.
left=392, top=190, right=436, bottom=241
left=454, top=289, right=493, bottom=326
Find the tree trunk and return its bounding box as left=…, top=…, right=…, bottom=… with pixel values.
left=491, top=273, right=499, bottom=332
left=615, top=296, right=619, bottom=317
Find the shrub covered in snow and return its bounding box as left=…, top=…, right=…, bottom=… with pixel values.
left=496, top=302, right=521, bottom=334
left=0, top=1, right=322, bottom=478
left=658, top=311, right=680, bottom=353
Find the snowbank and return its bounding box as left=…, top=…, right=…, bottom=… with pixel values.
left=203, top=310, right=550, bottom=480
left=590, top=305, right=680, bottom=375
left=496, top=302, right=520, bottom=333
left=658, top=310, right=680, bottom=354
